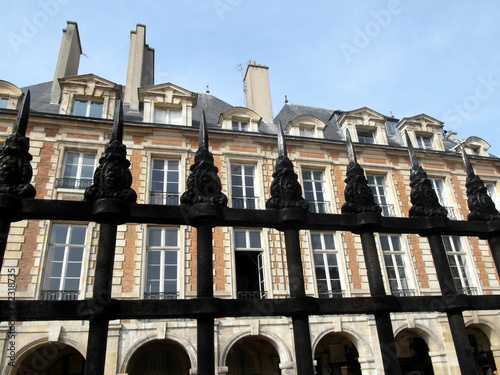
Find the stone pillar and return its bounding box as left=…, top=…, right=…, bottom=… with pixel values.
left=104, top=322, right=122, bottom=375
left=428, top=350, right=450, bottom=374
left=491, top=345, right=500, bottom=372
left=358, top=355, right=377, bottom=374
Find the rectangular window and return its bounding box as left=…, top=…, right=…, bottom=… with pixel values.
left=41, top=224, right=86, bottom=300
left=380, top=235, right=413, bottom=296
left=145, top=227, right=179, bottom=299
left=357, top=129, right=375, bottom=144
left=232, top=121, right=248, bottom=131
left=150, top=159, right=180, bottom=205
left=234, top=230, right=266, bottom=299
left=302, top=170, right=329, bottom=213
left=0, top=97, right=8, bottom=109
left=367, top=175, right=395, bottom=217
left=485, top=183, right=500, bottom=211
left=416, top=135, right=432, bottom=150
left=429, top=178, right=456, bottom=219
left=72, top=99, right=103, bottom=118
left=311, top=232, right=343, bottom=298
left=231, top=164, right=258, bottom=209
left=57, top=152, right=96, bottom=190
left=154, top=107, right=182, bottom=125
left=443, top=236, right=476, bottom=295
left=299, top=127, right=315, bottom=137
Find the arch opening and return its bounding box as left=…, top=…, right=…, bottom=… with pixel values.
left=226, top=335, right=281, bottom=375
left=15, top=343, right=85, bottom=375
left=395, top=329, right=434, bottom=375
left=314, top=332, right=361, bottom=375
left=126, top=339, right=191, bottom=375
left=467, top=325, right=498, bottom=374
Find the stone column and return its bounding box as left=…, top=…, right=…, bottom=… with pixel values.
left=428, top=350, right=450, bottom=374
left=104, top=322, right=122, bottom=375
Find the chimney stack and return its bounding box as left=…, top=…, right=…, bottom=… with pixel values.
left=124, top=24, right=155, bottom=111
left=51, top=21, right=82, bottom=103
left=244, top=62, right=273, bottom=122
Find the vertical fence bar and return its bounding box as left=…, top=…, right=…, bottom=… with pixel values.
left=487, top=235, right=500, bottom=278
left=197, top=222, right=215, bottom=375
left=283, top=226, right=315, bottom=375
left=84, top=221, right=118, bottom=375
left=427, top=234, right=477, bottom=374
left=360, top=230, right=401, bottom=375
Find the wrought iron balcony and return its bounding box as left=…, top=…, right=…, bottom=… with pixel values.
left=56, top=178, right=92, bottom=190
left=144, top=291, right=179, bottom=300
left=457, top=286, right=478, bottom=296
left=231, top=196, right=259, bottom=209
left=149, top=191, right=180, bottom=205
left=40, top=290, right=79, bottom=301
left=237, top=291, right=267, bottom=300
left=380, top=204, right=395, bottom=217
left=308, top=200, right=330, bottom=214
left=318, top=290, right=344, bottom=298
left=391, top=288, right=415, bottom=297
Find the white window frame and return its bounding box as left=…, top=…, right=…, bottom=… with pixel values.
left=0, top=97, right=8, bottom=109
left=416, top=135, right=433, bottom=150
left=232, top=120, right=249, bottom=131
left=230, top=163, right=258, bottom=209
left=149, top=158, right=181, bottom=205
left=379, top=234, right=414, bottom=296
left=367, top=174, right=395, bottom=217
left=429, top=178, right=457, bottom=219
left=145, top=226, right=180, bottom=299
left=357, top=128, right=376, bottom=144
left=154, top=106, right=183, bottom=125
left=302, top=169, right=329, bottom=213
left=41, top=224, right=87, bottom=300
left=233, top=229, right=266, bottom=299
left=59, top=151, right=96, bottom=190
left=443, top=236, right=477, bottom=295
left=72, top=98, right=104, bottom=118
left=310, top=232, right=343, bottom=298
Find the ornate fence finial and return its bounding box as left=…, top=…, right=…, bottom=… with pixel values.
left=0, top=91, right=36, bottom=198
left=84, top=100, right=137, bottom=203
left=180, top=111, right=227, bottom=206
left=266, top=122, right=308, bottom=210
left=406, top=131, right=447, bottom=218
left=461, top=145, right=500, bottom=221
left=341, top=130, right=381, bottom=214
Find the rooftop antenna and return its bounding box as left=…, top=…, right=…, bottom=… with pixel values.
left=235, top=62, right=247, bottom=106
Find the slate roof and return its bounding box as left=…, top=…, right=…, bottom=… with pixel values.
left=18, top=79, right=493, bottom=157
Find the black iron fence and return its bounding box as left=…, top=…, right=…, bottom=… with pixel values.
left=0, top=95, right=499, bottom=375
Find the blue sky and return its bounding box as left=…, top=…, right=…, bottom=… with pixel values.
left=2, top=1, right=500, bottom=154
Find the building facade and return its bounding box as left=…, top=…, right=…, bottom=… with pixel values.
left=0, top=22, right=499, bottom=374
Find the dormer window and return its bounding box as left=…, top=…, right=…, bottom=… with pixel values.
left=219, top=107, right=261, bottom=132
left=72, top=99, right=104, bottom=118
left=357, top=129, right=375, bottom=144
left=59, top=74, right=122, bottom=120
left=285, top=115, right=326, bottom=138
left=154, top=107, right=182, bottom=125
left=0, top=98, right=8, bottom=109
left=416, top=135, right=432, bottom=150
left=232, top=120, right=249, bottom=131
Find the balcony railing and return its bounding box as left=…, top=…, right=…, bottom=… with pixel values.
left=318, top=290, right=344, bottom=298
left=144, top=291, right=179, bottom=300
left=380, top=204, right=395, bottom=217
left=56, top=178, right=92, bottom=190
left=149, top=191, right=180, bottom=206
left=232, top=196, right=259, bottom=209
left=457, top=286, right=478, bottom=296
left=391, top=288, right=415, bottom=297
left=237, top=290, right=267, bottom=300
left=308, top=200, right=330, bottom=214
left=40, top=290, right=79, bottom=301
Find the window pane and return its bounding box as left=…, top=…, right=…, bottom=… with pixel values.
left=148, top=229, right=163, bottom=247
left=249, top=231, right=261, bottom=248
left=66, top=263, right=82, bottom=278
left=68, top=247, right=83, bottom=262
left=64, top=279, right=80, bottom=290
left=164, top=228, right=178, bottom=247
left=234, top=231, right=246, bottom=248
left=51, top=225, right=68, bottom=244
left=70, top=227, right=87, bottom=245
left=0, top=98, right=8, bottom=109
left=323, top=234, right=335, bottom=250
left=154, top=108, right=167, bottom=123
left=89, top=101, right=103, bottom=118
left=311, top=233, right=322, bottom=250
left=72, top=100, right=87, bottom=116
left=165, top=251, right=177, bottom=265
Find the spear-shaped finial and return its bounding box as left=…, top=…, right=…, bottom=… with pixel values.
left=180, top=111, right=227, bottom=207
left=345, top=129, right=357, bottom=164
left=405, top=131, right=419, bottom=169
left=111, top=99, right=123, bottom=143
left=12, top=90, right=30, bottom=136
left=277, top=121, right=287, bottom=158
left=406, top=131, right=447, bottom=218
left=461, top=144, right=500, bottom=221
left=0, top=90, right=36, bottom=198
left=341, top=129, right=381, bottom=214
left=266, top=122, right=308, bottom=210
